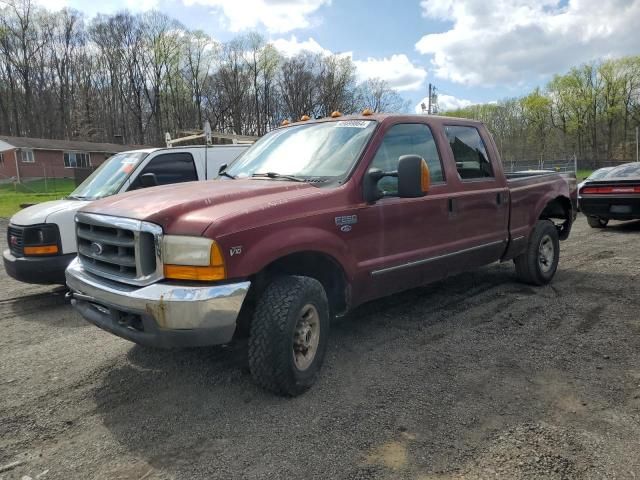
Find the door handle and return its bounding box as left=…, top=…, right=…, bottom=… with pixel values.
left=496, top=192, right=505, bottom=206
left=448, top=198, right=456, bottom=216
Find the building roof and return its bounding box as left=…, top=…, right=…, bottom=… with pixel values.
left=0, top=135, right=141, bottom=153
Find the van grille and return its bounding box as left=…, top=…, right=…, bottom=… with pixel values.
left=7, top=226, right=24, bottom=257
left=75, top=213, right=163, bottom=286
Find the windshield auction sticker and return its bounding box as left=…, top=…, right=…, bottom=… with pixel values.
left=335, top=120, right=371, bottom=128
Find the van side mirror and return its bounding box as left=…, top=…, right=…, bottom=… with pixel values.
left=218, top=163, right=228, bottom=175
left=139, top=172, right=159, bottom=188
left=397, top=155, right=430, bottom=198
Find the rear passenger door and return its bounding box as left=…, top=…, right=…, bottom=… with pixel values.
left=443, top=125, right=509, bottom=266
left=127, top=152, right=198, bottom=190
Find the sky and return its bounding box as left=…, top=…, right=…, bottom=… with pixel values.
left=37, top=0, right=640, bottom=113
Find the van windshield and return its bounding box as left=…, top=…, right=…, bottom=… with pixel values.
left=68, top=151, right=149, bottom=200
left=226, top=120, right=376, bottom=181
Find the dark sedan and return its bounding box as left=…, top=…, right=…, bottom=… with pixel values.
left=579, top=162, right=640, bottom=228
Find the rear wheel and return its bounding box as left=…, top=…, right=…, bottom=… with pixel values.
left=248, top=275, right=329, bottom=396
left=514, top=220, right=560, bottom=286
left=586, top=216, right=608, bottom=228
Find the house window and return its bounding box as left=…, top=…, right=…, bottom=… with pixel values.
left=64, top=151, right=91, bottom=168
left=21, top=149, right=34, bottom=163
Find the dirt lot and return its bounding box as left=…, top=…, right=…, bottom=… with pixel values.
left=1, top=217, right=639, bottom=480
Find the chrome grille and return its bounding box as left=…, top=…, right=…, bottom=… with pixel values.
left=75, top=212, right=163, bottom=286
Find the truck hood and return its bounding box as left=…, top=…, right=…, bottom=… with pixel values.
left=11, top=198, right=91, bottom=225
left=80, top=179, right=321, bottom=235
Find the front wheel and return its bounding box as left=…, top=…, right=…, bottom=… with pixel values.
left=514, top=220, right=560, bottom=286
left=248, top=275, right=329, bottom=396
left=587, top=216, right=608, bottom=228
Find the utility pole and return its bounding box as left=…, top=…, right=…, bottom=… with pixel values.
left=636, top=125, right=639, bottom=162
left=427, top=83, right=432, bottom=115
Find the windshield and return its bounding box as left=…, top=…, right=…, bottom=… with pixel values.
left=225, top=120, right=376, bottom=181
left=68, top=151, right=149, bottom=200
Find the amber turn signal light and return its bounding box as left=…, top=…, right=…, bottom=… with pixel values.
left=24, top=245, right=58, bottom=255
left=300, top=115, right=310, bottom=121
left=164, top=242, right=226, bottom=281
left=281, top=119, right=290, bottom=126
left=421, top=160, right=431, bottom=193
left=362, top=108, right=374, bottom=116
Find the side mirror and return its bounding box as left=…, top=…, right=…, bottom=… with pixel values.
left=139, top=172, right=159, bottom=188
left=218, top=163, right=228, bottom=175
left=363, top=168, right=386, bottom=203
left=397, top=155, right=430, bottom=198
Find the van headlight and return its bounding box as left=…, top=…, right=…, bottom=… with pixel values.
left=22, top=224, right=60, bottom=256
left=162, top=236, right=226, bottom=281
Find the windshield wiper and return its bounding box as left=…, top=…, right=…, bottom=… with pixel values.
left=251, top=172, right=306, bottom=182
left=67, top=194, right=89, bottom=200
left=218, top=170, right=235, bottom=180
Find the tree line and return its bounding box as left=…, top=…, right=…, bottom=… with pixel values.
left=0, top=0, right=408, bottom=146
left=443, top=56, right=640, bottom=169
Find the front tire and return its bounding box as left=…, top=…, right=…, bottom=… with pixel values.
left=587, top=216, right=608, bottom=228
left=514, top=220, right=560, bottom=286
left=248, top=276, right=329, bottom=396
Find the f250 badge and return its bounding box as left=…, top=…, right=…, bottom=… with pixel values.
left=335, top=214, right=358, bottom=232
left=229, top=246, right=243, bottom=256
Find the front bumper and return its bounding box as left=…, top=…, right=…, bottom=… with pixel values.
left=3, top=249, right=75, bottom=285
left=579, top=196, right=640, bottom=220
left=65, top=258, right=250, bottom=348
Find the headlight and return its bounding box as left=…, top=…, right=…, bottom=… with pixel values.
left=22, top=224, right=60, bottom=256
left=162, top=236, right=226, bottom=281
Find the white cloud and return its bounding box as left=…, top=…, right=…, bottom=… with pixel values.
left=270, top=35, right=334, bottom=57
left=183, top=0, right=330, bottom=33
left=271, top=37, right=426, bottom=92
left=353, top=54, right=427, bottom=92
left=414, top=93, right=474, bottom=113
left=415, top=0, right=640, bottom=86
left=34, top=0, right=69, bottom=10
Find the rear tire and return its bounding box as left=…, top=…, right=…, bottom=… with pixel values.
left=248, top=275, right=329, bottom=396
left=514, top=220, right=560, bottom=286
left=587, top=216, right=608, bottom=228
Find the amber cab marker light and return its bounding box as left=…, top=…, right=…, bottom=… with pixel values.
left=281, top=119, right=290, bottom=126
left=362, top=108, right=374, bottom=116
left=300, top=115, right=310, bottom=121
left=330, top=111, right=342, bottom=118
left=24, top=245, right=58, bottom=255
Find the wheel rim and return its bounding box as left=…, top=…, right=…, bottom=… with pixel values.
left=538, top=234, right=555, bottom=273
left=292, top=304, right=321, bottom=371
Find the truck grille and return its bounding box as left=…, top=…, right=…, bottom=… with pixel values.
left=7, top=225, right=24, bottom=256
left=75, top=212, right=163, bottom=286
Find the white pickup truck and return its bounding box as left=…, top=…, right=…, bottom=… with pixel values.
left=3, top=144, right=249, bottom=285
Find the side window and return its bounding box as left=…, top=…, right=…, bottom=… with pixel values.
left=444, top=125, right=493, bottom=180
left=129, top=152, right=197, bottom=190
left=370, top=123, right=444, bottom=195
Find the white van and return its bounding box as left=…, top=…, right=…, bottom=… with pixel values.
left=3, top=144, right=248, bottom=285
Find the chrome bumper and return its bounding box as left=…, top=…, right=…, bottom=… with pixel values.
left=65, top=258, right=250, bottom=348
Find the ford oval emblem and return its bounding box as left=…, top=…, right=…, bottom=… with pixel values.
left=340, top=224, right=352, bottom=232
left=90, top=242, right=104, bottom=255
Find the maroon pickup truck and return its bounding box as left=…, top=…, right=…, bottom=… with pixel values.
left=66, top=113, right=576, bottom=396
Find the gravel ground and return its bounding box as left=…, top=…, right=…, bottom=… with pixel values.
left=1, top=216, right=639, bottom=480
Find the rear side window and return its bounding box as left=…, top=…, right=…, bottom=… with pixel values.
left=444, top=126, right=493, bottom=180
left=370, top=123, right=444, bottom=195
left=129, top=152, right=198, bottom=189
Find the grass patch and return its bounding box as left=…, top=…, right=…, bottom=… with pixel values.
left=0, top=179, right=75, bottom=218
